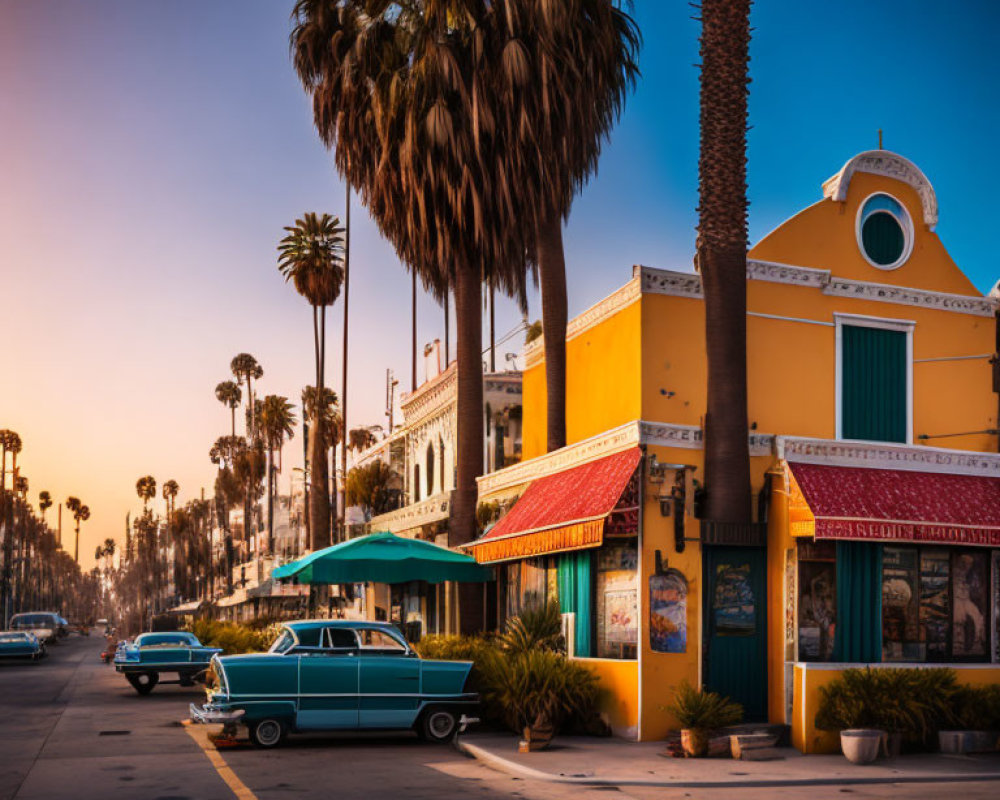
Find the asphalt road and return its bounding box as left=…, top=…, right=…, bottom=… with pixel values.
left=3, top=636, right=999, bottom=800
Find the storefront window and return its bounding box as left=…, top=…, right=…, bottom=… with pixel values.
left=880, top=545, right=994, bottom=663
left=595, top=541, right=638, bottom=659
left=797, top=541, right=836, bottom=661
left=504, top=558, right=556, bottom=620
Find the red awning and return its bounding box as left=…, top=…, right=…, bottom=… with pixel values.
left=468, top=447, right=642, bottom=563
left=787, top=461, right=1000, bottom=546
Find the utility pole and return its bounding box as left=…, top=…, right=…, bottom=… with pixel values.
left=340, top=180, right=351, bottom=544
left=411, top=272, right=417, bottom=391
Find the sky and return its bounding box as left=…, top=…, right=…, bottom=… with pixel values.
left=2, top=1, right=999, bottom=568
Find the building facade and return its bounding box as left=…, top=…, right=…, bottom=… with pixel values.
left=469, top=150, right=1000, bottom=745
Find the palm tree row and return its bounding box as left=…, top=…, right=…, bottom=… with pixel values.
left=289, top=0, right=641, bottom=557
left=0, top=428, right=96, bottom=625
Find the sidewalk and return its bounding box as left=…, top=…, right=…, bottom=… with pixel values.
left=456, top=732, right=1000, bottom=788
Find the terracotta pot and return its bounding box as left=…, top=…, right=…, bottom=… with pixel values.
left=681, top=728, right=710, bottom=758
left=521, top=715, right=555, bottom=752
left=840, top=729, right=884, bottom=764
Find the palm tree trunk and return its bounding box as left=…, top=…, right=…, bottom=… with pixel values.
left=450, top=265, right=483, bottom=548
left=489, top=279, right=496, bottom=372
left=536, top=209, right=568, bottom=452
left=444, top=288, right=450, bottom=366
left=231, top=406, right=236, bottom=438
left=411, top=270, right=417, bottom=390
left=311, top=304, right=331, bottom=551
left=698, top=0, right=752, bottom=523
left=302, top=421, right=311, bottom=552
left=267, top=447, right=274, bottom=555
left=340, top=182, right=350, bottom=541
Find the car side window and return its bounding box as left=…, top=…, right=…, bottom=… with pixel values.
left=357, top=628, right=407, bottom=654
left=296, top=628, right=322, bottom=647
left=324, top=628, right=358, bottom=650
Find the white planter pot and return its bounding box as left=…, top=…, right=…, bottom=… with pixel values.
left=840, top=729, right=884, bottom=764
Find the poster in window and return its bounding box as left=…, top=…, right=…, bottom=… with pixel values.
left=951, top=551, right=988, bottom=658
left=798, top=561, right=835, bottom=661
left=598, top=545, right=638, bottom=572
left=649, top=570, right=687, bottom=653
left=603, top=589, right=637, bottom=645
left=712, top=563, right=756, bottom=636
left=919, top=550, right=950, bottom=662
left=882, top=547, right=920, bottom=661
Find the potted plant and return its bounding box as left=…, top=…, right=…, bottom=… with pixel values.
left=815, top=668, right=887, bottom=764
left=939, top=685, right=1000, bottom=754
left=665, top=682, right=743, bottom=757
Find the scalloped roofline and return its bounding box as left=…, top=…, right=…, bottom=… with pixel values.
left=822, top=150, right=938, bottom=230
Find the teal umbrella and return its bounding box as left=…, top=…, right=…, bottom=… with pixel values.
left=271, top=531, right=492, bottom=584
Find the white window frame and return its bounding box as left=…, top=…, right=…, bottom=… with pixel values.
left=834, top=313, right=915, bottom=445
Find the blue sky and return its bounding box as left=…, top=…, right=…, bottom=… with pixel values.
left=1, top=0, right=998, bottom=561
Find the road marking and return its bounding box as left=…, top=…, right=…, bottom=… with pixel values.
left=183, top=720, right=258, bottom=800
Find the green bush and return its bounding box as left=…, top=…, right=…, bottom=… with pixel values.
left=497, top=601, right=564, bottom=655
left=815, top=667, right=966, bottom=747
left=185, top=618, right=278, bottom=655
left=480, top=649, right=600, bottom=732
left=665, top=681, right=743, bottom=732
left=953, top=684, right=1000, bottom=731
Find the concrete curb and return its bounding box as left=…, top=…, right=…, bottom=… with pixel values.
left=456, top=739, right=1000, bottom=789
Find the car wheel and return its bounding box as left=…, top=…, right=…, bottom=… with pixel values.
left=248, top=718, right=286, bottom=749
left=420, top=708, right=458, bottom=743
left=128, top=672, right=159, bottom=695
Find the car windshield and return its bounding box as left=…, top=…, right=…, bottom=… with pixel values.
left=269, top=630, right=294, bottom=654
left=11, top=614, right=54, bottom=628
left=0, top=632, right=31, bottom=642
left=136, top=633, right=196, bottom=647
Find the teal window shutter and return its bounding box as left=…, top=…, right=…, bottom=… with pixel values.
left=557, top=551, right=593, bottom=657
left=832, top=541, right=883, bottom=663
left=841, top=325, right=907, bottom=443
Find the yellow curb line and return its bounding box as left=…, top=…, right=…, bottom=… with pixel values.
left=182, top=720, right=258, bottom=800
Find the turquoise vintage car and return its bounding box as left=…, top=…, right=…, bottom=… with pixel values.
left=115, top=631, right=222, bottom=694
left=189, top=620, right=478, bottom=748
left=0, top=631, right=45, bottom=660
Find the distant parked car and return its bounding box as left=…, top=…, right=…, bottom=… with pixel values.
left=54, top=616, right=70, bottom=638
left=0, top=631, right=46, bottom=661
left=9, top=612, right=62, bottom=643
left=189, top=620, right=479, bottom=748
left=114, top=631, right=222, bottom=694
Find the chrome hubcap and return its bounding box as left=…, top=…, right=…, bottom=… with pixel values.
left=429, top=712, right=455, bottom=738
left=257, top=721, right=280, bottom=745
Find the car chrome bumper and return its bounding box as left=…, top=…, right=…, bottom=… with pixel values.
left=189, top=703, right=245, bottom=725
left=458, top=715, right=480, bottom=733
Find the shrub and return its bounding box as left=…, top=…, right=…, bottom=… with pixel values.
left=953, top=684, right=1000, bottom=731
left=815, top=667, right=963, bottom=747
left=666, top=681, right=743, bottom=732
left=498, top=601, right=564, bottom=655
left=185, top=618, right=278, bottom=655
left=480, top=649, right=600, bottom=732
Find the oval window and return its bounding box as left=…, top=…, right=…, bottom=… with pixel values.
left=857, top=194, right=912, bottom=270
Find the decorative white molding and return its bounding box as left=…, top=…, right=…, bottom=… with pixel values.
left=401, top=363, right=457, bottom=425
left=477, top=421, right=641, bottom=495
left=478, top=419, right=777, bottom=496
left=638, top=266, right=703, bottom=298
left=777, top=436, right=1000, bottom=478
left=524, top=277, right=642, bottom=368
left=823, top=277, right=997, bottom=317
left=822, top=150, right=938, bottom=229
left=368, top=490, right=453, bottom=534
left=746, top=259, right=830, bottom=288
left=640, top=421, right=775, bottom=457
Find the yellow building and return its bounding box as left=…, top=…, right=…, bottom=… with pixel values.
left=467, top=149, right=1000, bottom=747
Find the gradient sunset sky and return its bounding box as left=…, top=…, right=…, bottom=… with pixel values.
left=2, top=0, right=998, bottom=567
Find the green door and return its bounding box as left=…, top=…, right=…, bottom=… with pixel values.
left=703, top=546, right=767, bottom=721
left=841, top=324, right=907, bottom=443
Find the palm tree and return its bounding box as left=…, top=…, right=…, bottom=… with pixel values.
left=38, top=491, right=52, bottom=524
left=348, top=427, right=377, bottom=453
left=72, top=504, right=90, bottom=564
left=135, top=476, right=156, bottom=511
left=697, top=0, right=752, bottom=523
left=278, top=214, right=345, bottom=550
left=1, top=430, right=21, bottom=624
left=162, top=479, right=179, bottom=596
left=291, top=2, right=532, bottom=550
left=498, top=0, right=640, bottom=452
left=259, top=394, right=297, bottom=555
left=230, top=354, right=264, bottom=439
left=215, top=380, right=242, bottom=437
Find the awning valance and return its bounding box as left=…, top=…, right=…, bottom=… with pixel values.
left=467, top=448, right=642, bottom=564
left=786, top=460, right=1000, bottom=546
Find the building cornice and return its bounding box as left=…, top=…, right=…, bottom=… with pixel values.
left=477, top=420, right=775, bottom=495
left=777, top=436, right=1000, bottom=478
left=367, top=490, right=453, bottom=535
left=401, top=363, right=457, bottom=425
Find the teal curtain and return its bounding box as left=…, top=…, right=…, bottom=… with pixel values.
left=557, top=551, right=592, bottom=657
left=841, top=325, right=907, bottom=444
left=833, top=541, right=883, bottom=663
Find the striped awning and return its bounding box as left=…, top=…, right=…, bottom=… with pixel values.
left=467, top=448, right=642, bottom=564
